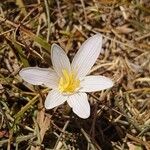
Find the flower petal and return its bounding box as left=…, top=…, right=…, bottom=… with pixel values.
left=19, top=67, right=59, bottom=88
left=71, top=34, right=102, bottom=78
left=79, top=76, right=114, bottom=92
left=51, top=44, right=71, bottom=76
left=67, top=93, right=90, bottom=119
left=45, top=90, right=67, bottom=109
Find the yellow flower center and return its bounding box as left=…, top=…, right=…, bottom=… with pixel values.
left=58, top=69, right=80, bottom=94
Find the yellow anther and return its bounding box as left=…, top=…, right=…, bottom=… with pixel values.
left=58, top=69, right=80, bottom=93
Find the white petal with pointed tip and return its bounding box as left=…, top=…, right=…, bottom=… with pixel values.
left=45, top=90, right=67, bottom=109
left=71, top=34, right=102, bottom=78
left=19, top=67, right=59, bottom=88
left=67, top=93, right=90, bottom=119
left=79, top=76, right=114, bottom=92
left=51, top=44, right=71, bottom=76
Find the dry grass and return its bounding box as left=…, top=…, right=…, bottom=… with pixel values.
left=0, top=0, right=150, bottom=149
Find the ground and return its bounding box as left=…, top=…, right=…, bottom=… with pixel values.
left=0, top=0, right=150, bottom=150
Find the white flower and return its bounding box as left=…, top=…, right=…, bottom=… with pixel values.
left=19, top=34, right=113, bottom=119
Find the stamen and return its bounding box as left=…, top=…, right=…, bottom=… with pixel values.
left=58, top=69, right=80, bottom=93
